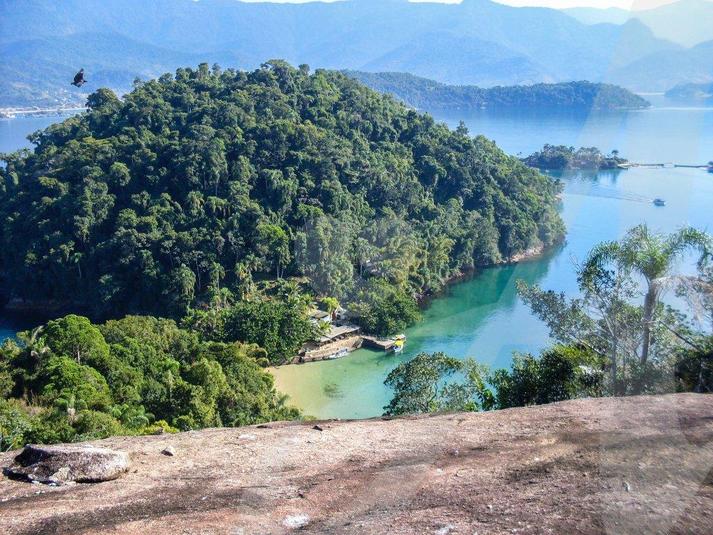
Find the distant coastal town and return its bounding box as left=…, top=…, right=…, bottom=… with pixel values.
left=0, top=105, right=85, bottom=119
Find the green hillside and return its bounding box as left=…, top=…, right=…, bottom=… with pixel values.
left=347, top=71, right=650, bottom=111
left=0, top=62, right=563, bottom=324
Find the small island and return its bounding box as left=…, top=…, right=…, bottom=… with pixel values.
left=665, top=82, right=713, bottom=103
left=346, top=71, right=651, bottom=112
left=521, top=144, right=628, bottom=170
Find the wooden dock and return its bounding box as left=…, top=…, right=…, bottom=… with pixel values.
left=293, top=335, right=363, bottom=364
left=362, top=336, right=396, bottom=351
left=618, top=162, right=709, bottom=170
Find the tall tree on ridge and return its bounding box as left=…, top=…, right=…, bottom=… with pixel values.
left=580, top=224, right=711, bottom=365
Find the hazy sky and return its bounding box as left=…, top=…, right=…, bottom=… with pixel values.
left=236, top=0, right=687, bottom=10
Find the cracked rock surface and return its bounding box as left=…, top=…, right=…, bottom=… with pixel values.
left=1, top=394, right=712, bottom=534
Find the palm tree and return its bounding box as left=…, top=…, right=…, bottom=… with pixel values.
left=581, top=224, right=711, bottom=365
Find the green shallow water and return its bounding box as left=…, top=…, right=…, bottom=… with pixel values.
left=273, top=98, right=713, bottom=419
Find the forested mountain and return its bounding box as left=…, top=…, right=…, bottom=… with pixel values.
left=0, top=0, right=701, bottom=106
left=0, top=62, right=564, bottom=322
left=347, top=72, right=649, bottom=112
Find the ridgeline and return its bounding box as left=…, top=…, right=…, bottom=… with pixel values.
left=346, top=71, right=650, bottom=112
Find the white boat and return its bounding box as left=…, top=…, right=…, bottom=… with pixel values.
left=327, top=348, right=350, bottom=360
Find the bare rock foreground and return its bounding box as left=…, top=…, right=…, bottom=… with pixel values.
left=4, top=445, right=130, bottom=485
left=1, top=394, right=712, bottom=534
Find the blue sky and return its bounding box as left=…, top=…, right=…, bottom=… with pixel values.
left=236, top=0, right=685, bottom=10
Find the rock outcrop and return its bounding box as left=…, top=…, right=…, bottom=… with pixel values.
left=4, top=444, right=130, bottom=485
left=1, top=394, right=712, bottom=534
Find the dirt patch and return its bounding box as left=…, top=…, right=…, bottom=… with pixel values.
left=1, top=394, right=712, bottom=534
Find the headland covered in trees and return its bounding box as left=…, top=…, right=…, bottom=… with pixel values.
left=0, top=61, right=565, bottom=443
left=346, top=71, right=650, bottom=112
left=0, top=61, right=563, bottom=328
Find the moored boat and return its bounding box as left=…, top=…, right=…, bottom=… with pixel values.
left=391, top=334, right=406, bottom=353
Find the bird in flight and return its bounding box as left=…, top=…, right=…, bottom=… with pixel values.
left=71, top=69, right=87, bottom=87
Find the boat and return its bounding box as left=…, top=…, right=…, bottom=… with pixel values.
left=326, top=348, right=350, bottom=360
left=391, top=335, right=406, bottom=353
left=653, top=198, right=666, bottom=207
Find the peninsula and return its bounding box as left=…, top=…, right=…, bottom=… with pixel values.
left=346, top=71, right=650, bottom=112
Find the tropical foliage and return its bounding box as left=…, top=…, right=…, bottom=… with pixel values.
left=384, top=225, right=713, bottom=416
left=0, top=314, right=298, bottom=449
left=0, top=62, right=563, bottom=333
left=348, top=72, right=650, bottom=112
left=383, top=352, right=492, bottom=416
left=382, top=346, right=601, bottom=416
left=522, top=145, right=627, bottom=170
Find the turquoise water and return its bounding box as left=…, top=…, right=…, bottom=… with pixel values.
left=1, top=101, right=712, bottom=419
left=272, top=96, right=713, bottom=419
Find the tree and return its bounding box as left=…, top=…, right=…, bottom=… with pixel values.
left=256, top=223, right=291, bottom=279
left=295, top=215, right=355, bottom=299
left=490, top=345, right=604, bottom=409
left=383, top=347, right=605, bottom=417
left=383, top=353, right=491, bottom=416
left=520, top=225, right=712, bottom=394
left=37, top=357, right=113, bottom=411
left=677, top=255, right=713, bottom=332
left=350, top=278, right=421, bottom=337
left=518, top=270, right=639, bottom=392
left=223, top=298, right=315, bottom=364
left=320, top=296, right=340, bottom=320
left=580, top=225, right=710, bottom=365
left=43, top=315, right=110, bottom=366
left=0, top=399, right=35, bottom=451
left=86, top=88, right=121, bottom=111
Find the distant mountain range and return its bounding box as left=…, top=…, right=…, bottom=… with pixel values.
left=565, top=0, right=713, bottom=48
left=0, top=0, right=711, bottom=107
left=346, top=71, right=649, bottom=112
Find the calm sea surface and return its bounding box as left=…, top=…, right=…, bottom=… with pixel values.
left=1, top=98, right=712, bottom=419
